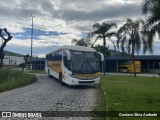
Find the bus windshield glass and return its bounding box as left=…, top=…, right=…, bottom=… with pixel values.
left=70, top=50, right=100, bottom=74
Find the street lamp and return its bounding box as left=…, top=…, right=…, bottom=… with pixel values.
left=30, top=15, right=35, bottom=70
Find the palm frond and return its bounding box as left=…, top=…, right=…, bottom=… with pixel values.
left=134, top=31, right=141, bottom=54
left=92, top=22, right=117, bottom=47
left=108, top=37, right=117, bottom=51
left=116, top=33, right=120, bottom=49
left=93, top=23, right=100, bottom=29
left=71, top=38, right=78, bottom=44
left=121, top=38, right=126, bottom=53
left=142, top=0, right=159, bottom=14
left=117, top=18, right=153, bottom=55
left=148, top=10, right=160, bottom=25
left=92, top=36, right=100, bottom=47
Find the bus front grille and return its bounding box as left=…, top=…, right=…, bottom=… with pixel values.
left=78, top=81, right=95, bottom=84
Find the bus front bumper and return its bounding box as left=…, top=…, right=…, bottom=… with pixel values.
left=64, top=76, right=100, bottom=85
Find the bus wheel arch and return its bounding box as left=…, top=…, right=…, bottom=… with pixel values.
left=48, top=69, right=52, bottom=78
left=59, top=72, right=64, bottom=86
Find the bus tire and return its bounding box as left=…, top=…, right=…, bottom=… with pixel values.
left=48, top=69, right=52, bottom=78
left=59, top=73, right=64, bottom=86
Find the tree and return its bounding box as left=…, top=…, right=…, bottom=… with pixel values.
left=93, top=44, right=109, bottom=73
left=94, top=44, right=110, bottom=57
left=0, top=28, right=12, bottom=68
left=117, top=19, right=153, bottom=77
left=92, top=22, right=117, bottom=75
left=142, top=0, right=160, bottom=45
left=71, top=38, right=91, bottom=47
left=22, top=54, right=29, bottom=72
left=92, top=22, right=117, bottom=51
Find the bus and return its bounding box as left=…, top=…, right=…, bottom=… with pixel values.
left=119, top=61, right=141, bottom=73
left=45, top=45, right=104, bottom=85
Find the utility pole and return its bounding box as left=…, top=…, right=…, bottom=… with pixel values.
left=30, top=15, right=35, bottom=70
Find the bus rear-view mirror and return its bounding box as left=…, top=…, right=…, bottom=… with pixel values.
left=66, top=49, right=71, bottom=60
left=97, top=52, right=104, bottom=61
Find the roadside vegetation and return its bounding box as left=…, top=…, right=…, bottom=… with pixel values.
left=0, top=68, right=37, bottom=92
left=100, top=75, right=160, bottom=120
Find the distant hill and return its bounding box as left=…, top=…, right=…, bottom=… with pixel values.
left=4, top=50, right=24, bottom=57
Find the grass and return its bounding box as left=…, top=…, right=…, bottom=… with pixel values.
left=0, top=68, right=37, bottom=92
left=100, top=75, right=160, bottom=120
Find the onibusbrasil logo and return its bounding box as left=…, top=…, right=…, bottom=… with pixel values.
left=1, top=112, right=42, bottom=118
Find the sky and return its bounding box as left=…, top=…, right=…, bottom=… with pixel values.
left=0, top=0, right=159, bottom=57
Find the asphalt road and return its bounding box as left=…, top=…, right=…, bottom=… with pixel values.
left=0, top=74, right=97, bottom=120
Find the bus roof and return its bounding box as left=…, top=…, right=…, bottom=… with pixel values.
left=48, top=45, right=97, bottom=54
left=62, top=45, right=96, bottom=52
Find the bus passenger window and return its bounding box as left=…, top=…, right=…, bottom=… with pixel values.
left=59, top=50, right=62, bottom=60
left=63, top=50, right=70, bottom=70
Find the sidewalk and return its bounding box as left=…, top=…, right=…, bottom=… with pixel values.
left=105, top=72, right=160, bottom=78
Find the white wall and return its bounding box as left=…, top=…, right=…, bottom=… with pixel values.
left=3, top=56, right=24, bottom=65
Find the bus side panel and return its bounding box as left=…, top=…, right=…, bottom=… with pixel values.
left=48, top=61, right=62, bottom=74
left=46, top=60, right=64, bottom=80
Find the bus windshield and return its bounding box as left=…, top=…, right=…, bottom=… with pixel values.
left=70, top=50, right=100, bottom=74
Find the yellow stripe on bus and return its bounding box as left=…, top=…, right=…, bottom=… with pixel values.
left=72, top=72, right=101, bottom=79
left=47, top=61, right=65, bottom=79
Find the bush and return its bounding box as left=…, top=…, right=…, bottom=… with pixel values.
left=0, top=68, right=37, bottom=92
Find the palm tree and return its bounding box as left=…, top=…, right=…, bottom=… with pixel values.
left=92, top=22, right=117, bottom=75
left=142, top=0, right=160, bottom=41
left=94, top=44, right=110, bottom=56
left=92, top=22, right=117, bottom=51
left=71, top=38, right=90, bottom=47
left=117, top=19, right=153, bottom=77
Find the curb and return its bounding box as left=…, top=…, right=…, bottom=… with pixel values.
left=100, top=84, right=107, bottom=112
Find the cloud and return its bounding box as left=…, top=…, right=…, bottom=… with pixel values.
left=2, top=0, right=158, bottom=57
left=13, top=27, right=68, bottom=40
left=58, top=3, right=141, bottom=22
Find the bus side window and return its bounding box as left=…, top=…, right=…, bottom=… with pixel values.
left=55, top=52, right=58, bottom=60
left=63, top=50, right=70, bottom=70
left=52, top=53, right=55, bottom=61
left=54, top=50, right=62, bottom=60
left=47, top=55, right=48, bottom=60
left=46, top=54, right=48, bottom=60
left=63, top=52, right=67, bottom=66
left=59, top=50, right=62, bottom=60
left=49, top=54, right=51, bottom=61
left=50, top=54, right=52, bottom=61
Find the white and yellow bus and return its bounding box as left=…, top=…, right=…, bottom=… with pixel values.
left=45, top=45, right=104, bottom=85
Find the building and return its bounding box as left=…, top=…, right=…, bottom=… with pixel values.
left=26, top=58, right=45, bottom=70
left=106, top=55, right=160, bottom=73
left=3, top=56, right=24, bottom=65
left=25, top=55, right=160, bottom=73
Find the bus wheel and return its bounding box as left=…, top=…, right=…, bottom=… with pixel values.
left=59, top=73, right=64, bottom=86
left=48, top=69, right=52, bottom=78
